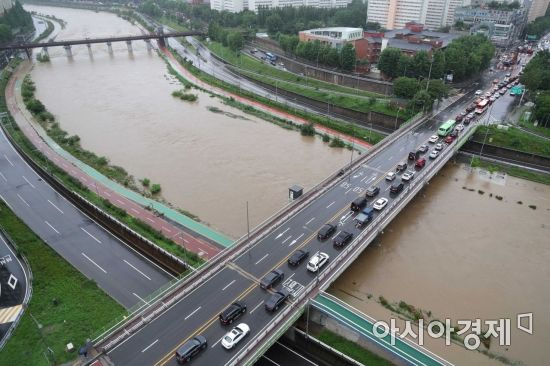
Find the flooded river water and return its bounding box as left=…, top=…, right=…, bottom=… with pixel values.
left=330, top=163, right=550, bottom=365
left=24, top=5, right=349, bottom=239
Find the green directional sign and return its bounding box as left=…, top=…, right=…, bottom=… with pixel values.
left=510, top=86, right=523, bottom=95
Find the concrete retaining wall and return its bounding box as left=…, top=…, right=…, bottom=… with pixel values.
left=461, top=140, right=550, bottom=170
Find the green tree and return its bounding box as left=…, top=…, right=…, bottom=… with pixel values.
left=378, top=48, right=402, bottom=78
left=411, top=51, right=431, bottom=79
left=266, top=14, right=283, bottom=34
left=397, top=54, right=411, bottom=77
left=227, top=31, right=243, bottom=51
left=431, top=50, right=446, bottom=79
left=533, top=92, right=550, bottom=124
left=340, top=43, right=356, bottom=71
left=411, top=89, right=434, bottom=111
left=393, top=77, right=419, bottom=98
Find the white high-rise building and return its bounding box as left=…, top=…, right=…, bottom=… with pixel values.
left=528, top=0, right=550, bottom=22
left=367, top=0, right=465, bottom=30
left=213, top=0, right=352, bottom=13
left=0, top=0, right=14, bottom=15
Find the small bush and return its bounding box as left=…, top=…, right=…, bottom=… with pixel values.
left=151, top=183, right=161, bottom=194
left=322, top=133, right=330, bottom=142
left=478, top=190, right=484, bottom=195
left=495, top=195, right=503, bottom=200
left=330, top=137, right=345, bottom=148
left=528, top=205, right=536, bottom=210
left=299, top=122, right=315, bottom=136
left=517, top=201, right=522, bottom=205
left=141, top=178, right=150, bottom=187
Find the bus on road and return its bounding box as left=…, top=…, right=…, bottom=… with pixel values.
left=265, top=52, right=277, bottom=62
left=438, top=119, right=456, bottom=137
left=475, top=99, right=489, bottom=114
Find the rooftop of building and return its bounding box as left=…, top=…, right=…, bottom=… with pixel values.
left=383, top=28, right=460, bottom=47
left=301, top=27, right=364, bottom=40
left=387, top=38, right=434, bottom=52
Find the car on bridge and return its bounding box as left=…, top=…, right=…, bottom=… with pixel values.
left=435, top=143, right=443, bottom=151
left=386, top=171, right=396, bottom=181
left=219, top=302, right=247, bottom=325
left=307, top=252, right=329, bottom=272
left=265, top=289, right=291, bottom=312
left=333, top=231, right=353, bottom=248
left=396, top=162, right=407, bottom=172
left=175, top=335, right=207, bottom=363
left=444, top=135, right=455, bottom=144
left=260, top=269, right=284, bottom=290
left=221, top=323, right=250, bottom=350
left=390, top=182, right=404, bottom=194
left=455, top=124, right=465, bottom=132
left=418, top=145, right=429, bottom=153
left=428, top=135, right=439, bottom=143
left=288, top=249, right=309, bottom=266
left=429, top=150, right=439, bottom=159
left=415, top=158, right=426, bottom=169
left=408, top=151, right=420, bottom=161
left=350, top=197, right=367, bottom=212
left=365, top=186, right=380, bottom=197
left=373, top=197, right=388, bottom=210
left=318, top=223, right=337, bottom=240
left=401, top=170, right=415, bottom=182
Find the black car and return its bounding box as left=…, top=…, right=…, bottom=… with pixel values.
left=219, top=301, right=247, bottom=325
left=365, top=186, right=380, bottom=197
left=390, top=182, right=404, bottom=194
left=333, top=231, right=353, bottom=247
left=350, top=197, right=367, bottom=211
left=318, top=223, right=337, bottom=240
left=466, top=103, right=476, bottom=112
left=265, top=289, right=290, bottom=312
left=175, top=335, right=207, bottom=364
left=463, top=117, right=471, bottom=125
left=260, top=269, right=284, bottom=290
left=450, top=130, right=459, bottom=138
left=288, top=249, right=309, bottom=266
left=408, top=151, right=420, bottom=161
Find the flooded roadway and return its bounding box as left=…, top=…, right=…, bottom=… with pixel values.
left=330, top=163, right=550, bottom=365
left=23, top=5, right=349, bottom=239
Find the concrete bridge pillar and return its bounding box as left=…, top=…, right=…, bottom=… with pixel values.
left=157, top=37, right=166, bottom=49
left=63, top=45, right=72, bottom=57
left=107, top=41, right=113, bottom=54
left=42, top=47, right=48, bottom=56
left=144, top=39, right=152, bottom=51
left=86, top=43, right=92, bottom=54
left=24, top=48, right=32, bottom=59
left=126, top=40, right=132, bottom=52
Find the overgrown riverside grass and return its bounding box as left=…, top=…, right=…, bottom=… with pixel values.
left=316, top=329, right=393, bottom=366
left=33, top=18, right=54, bottom=43
left=0, top=201, right=125, bottom=366
left=1, top=64, right=203, bottom=267
left=167, top=48, right=385, bottom=145
left=470, top=156, right=550, bottom=185
left=473, top=125, right=550, bottom=157
left=172, top=89, right=198, bottom=102
left=207, top=41, right=386, bottom=100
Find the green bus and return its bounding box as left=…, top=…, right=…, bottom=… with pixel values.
left=438, top=119, right=456, bottom=137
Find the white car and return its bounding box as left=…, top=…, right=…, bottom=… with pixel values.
left=494, top=93, right=500, bottom=99
left=428, top=135, right=438, bottom=143
left=485, top=92, right=492, bottom=98
left=373, top=197, right=389, bottom=210
left=475, top=90, right=482, bottom=95
left=307, top=252, right=329, bottom=272
left=385, top=172, right=396, bottom=181
left=435, top=143, right=443, bottom=151
left=221, top=323, right=250, bottom=350
left=429, top=150, right=439, bottom=159
left=455, top=124, right=464, bottom=132
left=402, top=170, right=415, bottom=181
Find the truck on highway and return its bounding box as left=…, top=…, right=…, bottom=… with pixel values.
left=355, top=207, right=374, bottom=228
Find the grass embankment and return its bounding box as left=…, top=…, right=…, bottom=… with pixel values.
left=473, top=125, right=550, bottom=157
left=470, top=156, right=550, bottom=185
left=0, top=202, right=125, bottom=366
left=167, top=47, right=385, bottom=145
left=519, top=112, right=550, bottom=138
left=1, top=63, right=203, bottom=267
left=207, top=41, right=385, bottom=99
left=316, top=329, right=393, bottom=366
left=33, top=18, right=54, bottom=43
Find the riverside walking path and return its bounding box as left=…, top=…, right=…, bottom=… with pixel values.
left=5, top=61, right=227, bottom=259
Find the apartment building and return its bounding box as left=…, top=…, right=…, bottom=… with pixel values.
left=214, top=0, right=352, bottom=13
left=527, top=0, right=550, bottom=22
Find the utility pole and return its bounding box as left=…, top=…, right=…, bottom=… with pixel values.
left=246, top=201, right=250, bottom=240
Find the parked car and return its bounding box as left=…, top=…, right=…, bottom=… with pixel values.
left=288, top=249, right=309, bottom=266
left=402, top=170, right=415, bottom=181
left=429, top=150, right=439, bottom=159
left=373, top=197, right=389, bottom=210
left=428, top=135, right=439, bottom=143
left=386, top=172, right=396, bottom=181
left=260, top=269, right=284, bottom=290
left=390, top=182, right=404, bottom=194
left=418, top=144, right=428, bottom=153
left=455, top=124, right=465, bottom=132
left=494, top=93, right=500, bottom=99
left=475, top=90, right=482, bottom=95
left=350, top=197, right=367, bottom=212
left=317, top=223, right=336, bottom=240
left=444, top=135, right=455, bottom=143
left=415, top=158, right=426, bottom=168
left=219, top=302, right=247, bottom=325
left=489, top=96, right=496, bottom=103
left=175, top=335, right=207, bottom=364
left=333, top=231, right=353, bottom=247
left=265, top=289, right=291, bottom=312
left=396, top=162, right=407, bottom=172
left=365, top=186, right=380, bottom=197
left=500, top=89, right=507, bottom=95
left=306, top=252, right=329, bottom=272
left=221, top=323, right=250, bottom=349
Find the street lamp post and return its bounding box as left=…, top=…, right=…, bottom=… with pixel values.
left=394, top=107, right=401, bottom=130
left=425, top=55, right=435, bottom=92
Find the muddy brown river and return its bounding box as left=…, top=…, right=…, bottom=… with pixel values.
left=330, top=163, right=550, bottom=365
left=24, top=5, right=349, bottom=239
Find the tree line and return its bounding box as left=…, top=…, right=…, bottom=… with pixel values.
left=0, top=1, right=34, bottom=44
left=520, top=50, right=550, bottom=125
left=377, top=34, right=494, bottom=82
left=279, top=34, right=356, bottom=71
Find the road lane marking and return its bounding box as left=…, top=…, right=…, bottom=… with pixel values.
left=275, top=228, right=290, bottom=239
left=146, top=217, right=155, bottom=223
left=45, top=220, right=59, bottom=234
left=104, top=191, right=111, bottom=197
left=276, top=341, right=318, bottom=365
left=0, top=172, right=6, bottom=182
left=345, top=188, right=352, bottom=194
left=282, top=236, right=291, bottom=244
left=131, top=208, right=140, bottom=214
left=16, top=193, right=30, bottom=207
left=255, top=253, right=269, bottom=265
left=389, top=156, right=393, bottom=161
left=250, top=300, right=264, bottom=314
left=262, top=356, right=281, bottom=366
left=117, top=199, right=126, bottom=205
left=211, top=334, right=225, bottom=349
left=289, top=233, right=304, bottom=247
left=3, top=154, right=14, bottom=167
left=141, top=339, right=158, bottom=353
left=222, top=280, right=236, bottom=291
left=0, top=194, right=13, bottom=210
left=133, top=292, right=149, bottom=305
left=326, top=201, right=335, bottom=208
left=332, top=230, right=341, bottom=240
left=376, top=165, right=382, bottom=169
left=162, top=226, right=172, bottom=234
left=47, top=199, right=64, bottom=214
left=22, top=175, right=35, bottom=188
left=124, top=259, right=152, bottom=281
left=185, top=306, right=201, bottom=320
left=82, top=252, right=107, bottom=273
left=81, top=228, right=102, bottom=244
left=305, top=217, right=315, bottom=225
left=385, top=186, right=391, bottom=191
